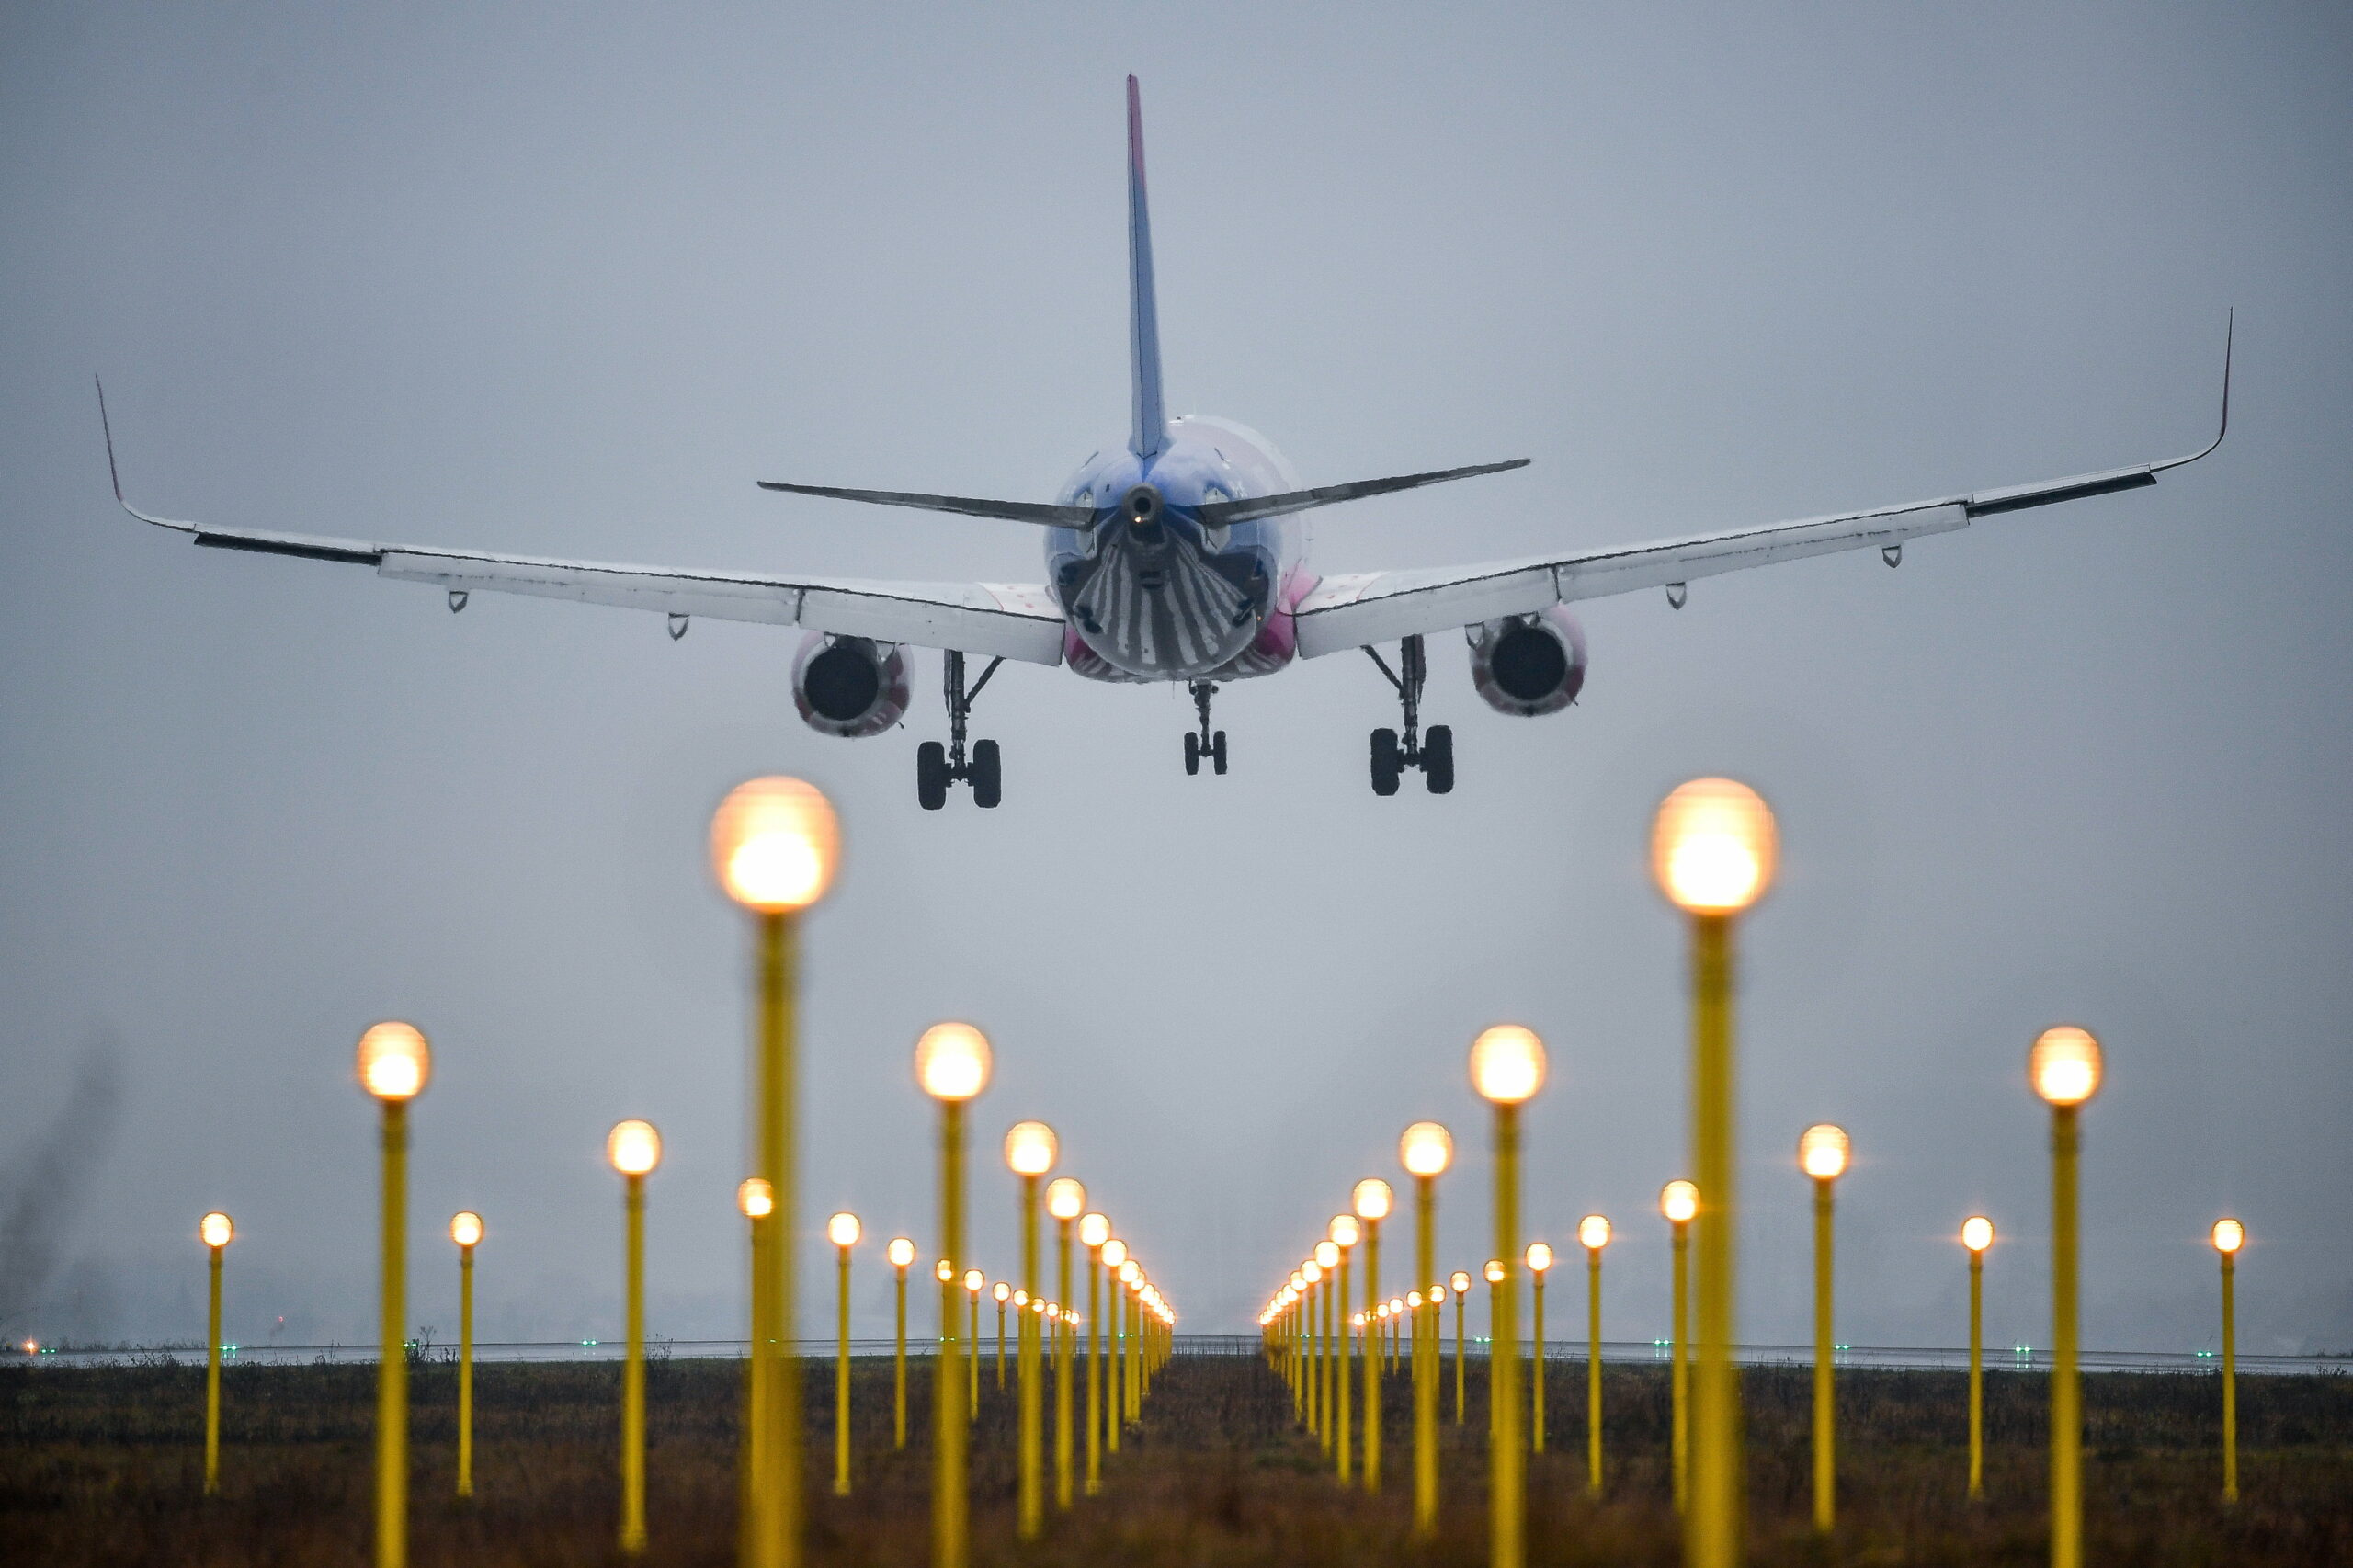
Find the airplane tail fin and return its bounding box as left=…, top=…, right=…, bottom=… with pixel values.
left=1126, top=75, right=1169, bottom=460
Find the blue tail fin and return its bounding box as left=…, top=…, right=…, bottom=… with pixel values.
left=1126, top=76, right=1169, bottom=460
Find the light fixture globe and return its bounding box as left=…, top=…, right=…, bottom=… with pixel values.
left=2030, top=1026, right=2104, bottom=1107
left=1004, top=1120, right=1058, bottom=1176
left=915, top=1022, right=992, bottom=1102
left=1353, top=1177, right=1395, bottom=1219
left=1330, top=1214, right=1361, bottom=1248
left=1652, top=777, right=1778, bottom=914
left=935, top=1258, right=955, bottom=1283
left=1046, top=1177, right=1086, bottom=1221
left=2211, top=1218, right=2245, bottom=1255
left=710, top=776, right=839, bottom=912
left=1079, top=1212, right=1111, bottom=1248
left=1406, top=1290, right=1423, bottom=1311
left=1798, top=1123, right=1851, bottom=1180
left=1661, top=1179, right=1699, bottom=1223
left=964, top=1268, right=984, bottom=1293
left=1118, top=1260, right=1141, bottom=1286
left=1302, top=1260, right=1324, bottom=1286
left=737, top=1177, right=774, bottom=1219
left=887, top=1236, right=917, bottom=1268
left=1388, top=1295, right=1404, bottom=1315
left=1100, top=1238, right=1129, bottom=1269
left=449, top=1210, right=483, bottom=1248
left=199, top=1211, right=234, bottom=1248
left=607, top=1119, right=663, bottom=1176
left=1429, top=1284, right=1447, bottom=1304
left=1483, top=1259, right=1505, bottom=1285
left=993, top=1281, right=1011, bottom=1303
left=1286, top=1270, right=1303, bottom=1292
left=1469, top=1025, right=1547, bottom=1105
left=1525, top=1242, right=1554, bottom=1273
left=1398, top=1121, right=1454, bottom=1177
left=826, top=1211, right=862, bottom=1248
left=1449, top=1270, right=1472, bottom=1293
left=1314, top=1241, right=1340, bottom=1270
left=357, top=1021, right=431, bottom=1102
left=1578, top=1214, right=1612, bottom=1252
left=1961, top=1215, right=1995, bottom=1254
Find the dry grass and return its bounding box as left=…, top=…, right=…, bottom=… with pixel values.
left=3, top=1351, right=2348, bottom=1565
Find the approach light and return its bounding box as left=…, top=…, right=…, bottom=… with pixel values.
left=1469, top=1026, right=1546, bottom=1105
left=710, top=776, right=839, bottom=912
left=1798, top=1124, right=1851, bottom=1180
left=1004, top=1120, right=1059, bottom=1176
left=2030, top=1027, right=2104, bottom=1107
left=1652, top=778, right=1777, bottom=914
left=915, top=1022, right=992, bottom=1101
left=607, top=1119, right=663, bottom=1176
left=1399, top=1121, right=1454, bottom=1176
left=357, top=1021, right=431, bottom=1102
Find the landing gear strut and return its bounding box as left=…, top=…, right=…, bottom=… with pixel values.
left=1364, top=635, right=1453, bottom=796
left=916, top=651, right=1004, bottom=810
left=1184, top=680, right=1228, bottom=777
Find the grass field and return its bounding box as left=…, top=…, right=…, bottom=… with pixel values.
left=4, top=1350, right=2348, bottom=1565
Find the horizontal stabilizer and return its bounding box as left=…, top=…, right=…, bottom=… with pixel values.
left=757, top=480, right=1094, bottom=528
left=1196, top=458, right=1529, bottom=526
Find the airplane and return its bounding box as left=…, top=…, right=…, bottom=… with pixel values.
left=101, top=77, right=2229, bottom=810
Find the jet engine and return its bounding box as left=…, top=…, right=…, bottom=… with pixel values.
left=1468, top=607, right=1586, bottom=717
left=792, top=632, right=911, bottom=738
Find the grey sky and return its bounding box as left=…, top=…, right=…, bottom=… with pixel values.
left=2, top=4, right=2347, bottom=1357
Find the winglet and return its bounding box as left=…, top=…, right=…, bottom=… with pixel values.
left=1126, top=75, right=1169, bottom=460
left=94, top=377, right=194, bottom=532
left=2154, top=308, right=2233, bottom=473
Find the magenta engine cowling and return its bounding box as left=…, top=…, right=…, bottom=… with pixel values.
left=1468, top=606, right=1586, bottom=717
left=791, top=632, right=911, bottom=738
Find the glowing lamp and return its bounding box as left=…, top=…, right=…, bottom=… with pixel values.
left=1302, top=1261, right=1324, bottom=1286
left=1376, top=1304, right=1390, bottom=1321
left=1330, top=1214, right=1361, bottom=1248
left=607, top=1119, right=663, bottom=1176
left=357, top=1021, right=431, bottom=1102
left=915, top=1022, right=992, bottom=1102
left=199, top=1211, right=234, bottom=1248
left=936, top=1258, right=954, bottom=1283
left=1353, top=1178, right=1395, bottom=1221
left=1798, top=1123, right=1851, bottom=1180
left=1483, top=1260, right=1505, bottom=1285
left=1046, top=1177, right=1086, bottom=1221
left=710, top=776, right=839, bottom=912
left=887, top=1236, right=916, bottom=1268
left=1286, top=1270, right=1302, bottom=1292
left=1578, top=1215, right=1611, bottom=1252
left=1314, top=1241, right=1340, bottom=1270
left=1101, top=1238, right=1129, bottom=1269
left=1660, top=1180, right=1699, bottom=1223
left=738, top=1178, right=774, bottom=1219
left=1004, top=1120, right=1058, bottom=1176
left=1407, top=1290, right=1424, bottom=1310
left=1961, top=1215, right=1995, bottom=1254
left=965, top=1268, right=984, bottom=1294
left=2211, top=1218, right=2245, bottom=1255
left=449, top=1210, right=483, bottom=1248
left=1449, top=1270, right=1472, bottom=1293
left=2030, top=1027, right=2103, bottom=1107
left=994, top=1282, right=1011, bottom=1303
left=1470, top=1025, right=1546, bottom=1105
left=827, top=1211, right=862, bottom=1248
left=1013, top=1289, right=1029, bottom=1307
left=1526, top=1242, right=1554, bottom=1274
left=1651, top=777, right=1777, bottom=914
left=1399, top=1121, right=1455, bottom=1176
left=1429, top=1284, right=1447, bottom=1304
left=1031, top=1298, right=1047, bottom=1316
left=1080, top=1212, right=1110, bottom=1248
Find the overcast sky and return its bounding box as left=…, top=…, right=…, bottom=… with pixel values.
left=3, top=4, right=2347, bottom=1358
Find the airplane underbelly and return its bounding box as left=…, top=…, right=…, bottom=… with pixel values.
left=1067, top=541, right=1261, bottom=677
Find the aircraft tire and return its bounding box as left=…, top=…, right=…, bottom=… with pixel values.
left=1424, top=724, right=1455, bottom=794
left=1370, top=728, right=1403, bottom=796
left=1184, top=733, right=1200, bottom=776
left=1211, top=731, right=1228, bottom=775
left=917, top=742, right=949, bottom=811
left=971, top=739, right=1003, bottom=809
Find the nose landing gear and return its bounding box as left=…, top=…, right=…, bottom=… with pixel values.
left=1184, top=680, right=1228, bottom=776
left=917, top=651, right=1005, bottom=810
left=1364, top=635, right=1453, bottom=796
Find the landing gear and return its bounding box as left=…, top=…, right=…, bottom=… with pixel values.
left=1184, top=680, right=1228, bottom=777
left=1363, top=635, right=1454, bottom=796
left=917, top=651, right=1005, bottom=810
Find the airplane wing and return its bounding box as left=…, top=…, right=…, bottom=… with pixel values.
left=98, top=389, right=1064, bottom=665
left=1294, top=330, right=2232, bottom=659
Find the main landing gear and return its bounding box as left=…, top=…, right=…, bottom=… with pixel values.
left=1363, top=634, right=1453, bottom=796
left=1184, top=679, right=1228, bottom=777
left=917, top=651, right=1004, bottom=811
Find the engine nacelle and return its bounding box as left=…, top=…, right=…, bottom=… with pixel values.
left=1468, top=607, right=1586, bottom=717
left=792, top=632, right=911, bottom=738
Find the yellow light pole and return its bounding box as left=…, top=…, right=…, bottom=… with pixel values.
left=1046, top=1176, right=1086, bottom=1509
left=1483, top=1259, right=1504, bottom=1450
left=608, top=1119, right=663, bottom=1555
left=887, top=1238, right=917, bottom=1449
left=1120, top=1259, right=1142, bottom=1423
left=1301, top=1257, right=1324, bottom=1438
left=1798, top=1122, right=1850, bottom=1533
left=1331, top=1215, right=1361, bottom=1483
left=1961, top=1216, right=1994, bottom=1501
left=1353, top=1176, right=1394, bottom=1499
left=1104, top=1241, right=1131, bottom=1452
left=963, top=1271, right=984, bottom=1422
left=199, top=1211, right=233, bottom=1496
left=358, top=1020, right=430, bottom=1568
left=449, top=1211, right=482, bottom=1500
left=1004, top=1119, right=1058, bottom=1540
left=1661, top=1180, right=1698, bottom=1513
left=2031, top=1024, right=2103, bottom=1568
left=1525, top=1244, right=1553, bottom=1455
left=1472, top=1024, right=1546, bottom=1568
left=936, top=1257, right=959, bottom=1438
left=1313, top=1244, right=1342, bottom=1452
left=1578, top=1216, right=1611, bottom=1496
left=826, top=1211, right=861, bottom=1496
left=1450, top=1270, right=1472, bottom=1424
left=737, top=1175, right=774, bottom=1555
left=711, top=776, right=838, bottom=1568
left=994, top=1282, right=1010, bottom=1389
left=1397, top=1120, right=1448, bottom=1529
left=1080, top=1211, right=1109, bottom=1494
left=2212, top=1218, right=2245, bottom=1504
left=1653, top=777, right=1775, bottom=1568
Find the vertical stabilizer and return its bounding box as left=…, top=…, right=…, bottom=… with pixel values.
left=1126, top=76, right=1169, bottom=460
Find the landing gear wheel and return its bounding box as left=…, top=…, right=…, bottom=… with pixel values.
left=971, top=739, right=1002, bottom=809
left=1370, top=728, right=1403, bottom=796
left=1185, top=732, right=1201, bottom=776
left=916, top=741, right=950, bottom=812
left=1423, top=724, right=1454, bottom=794
left=1184, top=680, right=1227, bottom=778
left=1211, top=730, right=1228, bottom=776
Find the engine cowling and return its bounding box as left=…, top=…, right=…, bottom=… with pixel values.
left=792, top=632, right=911, bottom=738
left=1468, top=607, right=1586, bottom=717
